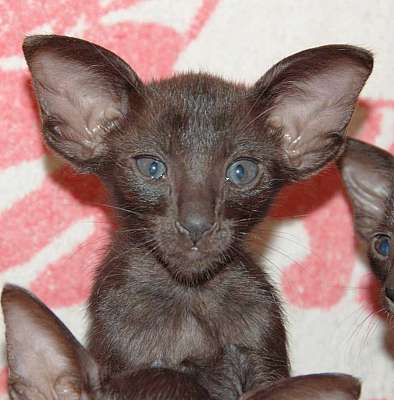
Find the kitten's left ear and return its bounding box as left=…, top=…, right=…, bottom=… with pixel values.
left=253, top=45, right=373, bottom=180
left=338, top=138, right=394, bottom=240
left=23, top=35, right=144, bottom=171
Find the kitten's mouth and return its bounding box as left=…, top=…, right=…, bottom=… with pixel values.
left=157, top=245, right=229, bottom=285
left=185, top=245, right=212, bottom=261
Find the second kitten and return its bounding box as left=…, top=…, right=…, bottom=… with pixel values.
left=339, top=138, right=394, bottom=313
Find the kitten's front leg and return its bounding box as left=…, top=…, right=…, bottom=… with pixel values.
left=247, top=335, right=290, bottom=390
left=230, top=343, right=289, bottom=395
left=193, top=264, right=290, bottom=398
left=192, top=342, right=289, bottom=400
left=234, top=271, right=290, bottom=391
left=189, top=346, right=247, bottom=400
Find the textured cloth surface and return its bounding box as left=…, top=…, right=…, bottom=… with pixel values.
left=1, top=1, right=394, bottom=398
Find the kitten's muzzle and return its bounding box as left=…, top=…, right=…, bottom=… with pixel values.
left=175, top=219, right=216, bottom=245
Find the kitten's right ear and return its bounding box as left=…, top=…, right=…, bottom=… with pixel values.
left=1, top=284, right=100, bottom=400
left=252, top=45, right=373, bottom=181
left=241, top=373, right=361, bottom=400
left=338, top=138, right=394, bottom=240
left=23, top=35, right=144, bottom=171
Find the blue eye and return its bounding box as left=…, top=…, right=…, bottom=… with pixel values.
left=136, top=157, right=166, bottom=180
left=226, top=159, right=259, bottom=186
left=374, top=235, right=391, bottom=258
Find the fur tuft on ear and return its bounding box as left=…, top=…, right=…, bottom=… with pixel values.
left=23, top=35, right=144, bottom=171
left=338, top=138, right=394, bottom=240
left=1, top=284, right=100, bottom=400
left=253, top=45, right=373, bottom=181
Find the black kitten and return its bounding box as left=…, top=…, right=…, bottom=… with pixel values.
left=339, top=138, right=394, bottom=313
left=1, top=284, right=362, bottom=400
left=23, top=35, right=372, bottom=399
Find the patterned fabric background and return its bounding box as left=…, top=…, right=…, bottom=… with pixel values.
left=1, top=1, right=394, bottom=398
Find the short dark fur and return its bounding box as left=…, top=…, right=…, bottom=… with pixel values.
left=339, top=138, right=394, bottom=313
left=22, top=35, right=372, bottom=399
left=1, top=285, right=362, bottom=400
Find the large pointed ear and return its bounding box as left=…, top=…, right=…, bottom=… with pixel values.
left=23, top=35, right=144, bottom=171
left=338, top=138, right=394, bottom=240
left=1, top=284, right=100, bottom=400
left=241, top=373, right=361, bottom=400
left=252, top=45, right=373, bottom=181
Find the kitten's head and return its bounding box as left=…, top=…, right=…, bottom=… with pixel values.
left=2, top=284, right=362, bottom=400
left=23, top=35, right=372, bottom=284
left=339, top=138, right=394, bottom=312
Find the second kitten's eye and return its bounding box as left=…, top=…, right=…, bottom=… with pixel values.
left=136, top=157, right=166, bottom=180
left=226, top=159, right=259, bottom=186
left=373, top=235, right=391, bottom=258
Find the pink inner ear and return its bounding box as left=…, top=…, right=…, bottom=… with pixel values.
left=256, top=47, right=372, bottom=179
left=2, top=288, right=87, bottom=400
left=276, top=64, right=368, bottom=157
left=30, top=52, right=126, bottom=159
left=340, top=148, right=392, bottom=239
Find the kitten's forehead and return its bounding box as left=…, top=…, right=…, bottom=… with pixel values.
left=147, top=73, right=249, bottom=152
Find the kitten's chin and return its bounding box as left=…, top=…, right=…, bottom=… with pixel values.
left=159, top=252, right=227, bottom=286
left=166, top=263, right=225, bottom=286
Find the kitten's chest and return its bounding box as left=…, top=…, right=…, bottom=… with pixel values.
left=126, top=281, right=267, bottom=367
left=125, top=296, right=217, bottom=367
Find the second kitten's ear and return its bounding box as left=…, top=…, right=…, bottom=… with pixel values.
left=338, top=138, right=394, bottom=240
left=1, top=284, right=100, bottom=400
left=253, top=45, right=373, bottom=180
left=23, top=35, right=144, bottom=170
left=241, top=373, right=361, bottom=400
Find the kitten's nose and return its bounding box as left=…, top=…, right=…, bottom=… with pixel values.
left=385, top=287, right=394, bottom=303
left=176, top=214, right=214, bottom=245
